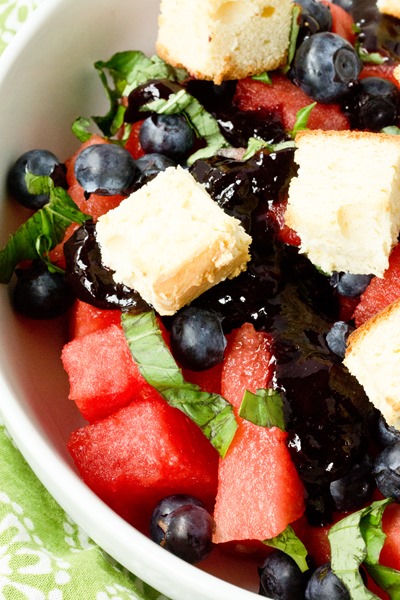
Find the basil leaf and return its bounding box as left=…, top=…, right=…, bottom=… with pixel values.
left=242, top=137, right=296, bottom=161
left=72, top=117, right=93, bottom=143
left=141, top=89, right=230, bottom=165
left=121, top=310, right=238, bottom=457
left=252, top=72, right=272, bottom=84
left=0, top=179, right=90, bottom=283
left=329, top=499, right=393, bottom=600
left=239, top=388, right=285, bottom=430
left=282, top=5, right=301, bottom=73
left=365, top=564, right=400, bottom=600
left=92, top=51, right=188, bottom=137
left=382, top=125, right=400, bottom=136
left=290, top=102, right=316, bottom=138
left=263, top=525, right=309, bottom=573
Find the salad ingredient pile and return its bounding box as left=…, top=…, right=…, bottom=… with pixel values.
left=3, top=0, right=400, bottom=598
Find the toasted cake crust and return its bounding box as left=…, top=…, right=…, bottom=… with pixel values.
left=377, top=0, right=400, bottom=19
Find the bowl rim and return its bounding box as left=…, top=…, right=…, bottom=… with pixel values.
left=0, top=2, right=260, bottom=598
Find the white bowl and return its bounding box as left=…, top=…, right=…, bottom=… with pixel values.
left=0, top=1, right=262, bottom=598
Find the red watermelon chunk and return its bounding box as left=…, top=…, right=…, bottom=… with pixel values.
left=321, top=1, right=356, bottom=45
left=68, top=392, right=219, bottom=531
left=69, top=300, right=121, bottom=339
left=234, top=74, right=350, bottom=132
left=213, top=323, right=305, bottom=543
left=61, top=323, right=151, bottom=422
left=353, top=243, right=400, bottom=328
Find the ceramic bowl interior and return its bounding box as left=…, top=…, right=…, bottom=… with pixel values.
left=0, top=1, right=265, bottom=598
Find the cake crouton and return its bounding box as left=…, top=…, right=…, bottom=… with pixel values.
left=96, top=166, right=252, bottom=316
left=377, top=0, right=400, bottom=20
left=344, top=298, right=400, bottom=430
left=156, top=0, right=293, bottom=85
left=285, top=130, right=400, bottom=277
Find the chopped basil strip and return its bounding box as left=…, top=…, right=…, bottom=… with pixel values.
left=0, top=176, right=90, bottom=283
left=382, top=125, right=400, bottom=135
left=121, top=310, right=238, bottom=457
left=329, top=498, right=395, bottom=600
left=141, top=89, right=230, bottom=165
left=365, top=564, right=400, bottom=599
left=263, top=525, right=309, bottom=573
left=252, top=71, right=272, bottom=84
left=242, top=137, right=296, bottom=160
left=72, top=117, right=93, bottom=143
left=356, top=43, right=387, bottom=65
left=290, top=102, right=316, bottom=139
left=282, top=5, right=301, bottom=73
left=239, top=388, right=285, bottom=430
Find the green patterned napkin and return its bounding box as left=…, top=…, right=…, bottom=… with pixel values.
left=0, top=3, right=168, bottom=599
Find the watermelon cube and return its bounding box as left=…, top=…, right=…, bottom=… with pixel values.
left=213, top=323, right=305, bottom=543
left=69, top=299, right=121, bottom=339
left=61, top=323, right=150, bottom=422
left=68, top=391, right=219, bottom=530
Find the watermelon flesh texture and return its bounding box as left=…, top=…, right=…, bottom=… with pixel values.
left=61, top=323, right=152, bottom=422
left=69, top=299, right=121, bottom=339
left=213, top=323, right=305, bottom=543
left=67, top=390, right=219, bottom=531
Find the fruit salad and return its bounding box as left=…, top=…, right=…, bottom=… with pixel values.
left=2, top=1, right=400, bottom=598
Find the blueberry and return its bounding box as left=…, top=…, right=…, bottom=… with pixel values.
left=326, top=321, right=354, bottom=359
left=305, top=563, right=350, bottom=600
left=139, top=114, right=195, bottom=161
left=134, top=153, right=177, bottom=187
left=330, top=272, right=373, bottom=298
left=74, top=143, right=137, bottom=196
left=373, top=441, right=400, bottom=502
left=297, top=0, right=332, bottom=44
left=376, top=413, right=400, bottom=448
left=331, top=0, right=354, bottom=12
left=344, top=77, right=400, bottom=131
left=258, top=550, right=307, bottom=599
left=13, top=260, right=75, bottom=319
left=170, top=307, right=227, bottom=371
left=7, top=149, right=61, bottom=210
left=150, top=494, right=213, bottom=564
left=329, top=454, right=374, bottom=512
left=293, top=32, right=362, bottom=103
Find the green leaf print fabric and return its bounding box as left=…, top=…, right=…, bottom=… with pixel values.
left=0, top=3, right=169, bottom=598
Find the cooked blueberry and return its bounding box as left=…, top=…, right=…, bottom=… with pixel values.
left=293, top=32, right=362, bottom=103
left=326, top=321, right=354, bottom=359
left=170, top=307, right=227, bottom=371
left=63, top=221, right=149, bottom=311
left=305, top=563, right=350, bottom=599
left=139, top=114, right=195, bottom=161
left=258, top=550, right=307, bottom=599
left=373, top=441, right=400, bottom=502
left=7, top=149, right=61, bottom=210
left=134, top=153, right=177, bottom=186
left=13, top=260, right=75, bottom=319
left=74, top=143, right=137, bottom=196
left=297, top=0, right=332, bottom=44
left=329, top=454, right=374, bottom=512
left=376, top=413, right=400, bottom=447
left=344, top=77, right=400, bottom=131
left=330, top=272, right=373, bottom=297
left=150, top=494, right=213, bottom=564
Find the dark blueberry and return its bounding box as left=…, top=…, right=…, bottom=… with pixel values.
left=7, top=149, right=61, bottom=210
left=344, top=77, right=400, bottom=131
left=74, top=143, right=137, bottom=196
left=150, top=494, right=213, bottom=564
left=305, top=563, right=350, bottom=600
left=293, top=32, right=362, bottom=103
left=63, top=221, right=149, bottom=312
left=258, top=550, right=307, bottom=599
left=331, top=0, right=354, bottom=12
left=134, top=153, right=177, bottom=187
left=330, top=272, right=373, bottom=298
left=297, top=0, right=332, bottom=44
left=170, top=307, right=227, bottom=371
left=326, top=321, right=354, bottom=359
left=329, top=454, right=374, bottom=512
left=376, top=413, right=400, bottom=447
left=139, top=114, right=195, bottom=161
left=373, top=441, right=400, bottom=502
left=13, top=260, right=75, bottom=319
